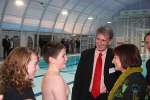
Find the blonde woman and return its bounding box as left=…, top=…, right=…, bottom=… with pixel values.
left=0, top=47, right=39, bottom=100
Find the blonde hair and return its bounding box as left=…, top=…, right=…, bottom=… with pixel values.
left=0, top=47, right=38, bottom=93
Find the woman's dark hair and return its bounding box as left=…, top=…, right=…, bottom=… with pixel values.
left=144, top=31, right=150, bottom=41
left=114, top=44, right=142, bottom=69
left=42, top=41, right=65, bottom=63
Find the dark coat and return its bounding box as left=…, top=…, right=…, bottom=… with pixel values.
left=146, top=59, right=150, bottom=85
left=4, top=86, right=35, bottom=100
left=112, top=72, right=147, bottom=100
left=2, top=38, right=10, bottom=48
left=71, top=48, right=120, bottom=100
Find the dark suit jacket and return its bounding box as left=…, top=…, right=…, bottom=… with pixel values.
left=146, top=59, right=150, bottom=85
left=71, top=48, right=120, bottom=100
left=2, top=38, right=10, bottom=48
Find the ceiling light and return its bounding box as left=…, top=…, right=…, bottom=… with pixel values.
left=88, top=17, right=94, bottom=20
left=61, top=10, right=68, bottom=16
left=72, top=34, right=76, bottom=36
left=107, top=21, right=112, bottom=23
left=15, top=0, right=24, bottom=6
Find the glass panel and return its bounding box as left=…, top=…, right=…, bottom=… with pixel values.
left=25, top=1, right=44, bottom=19
left=82, top=21, right=92, bottom=35
left=22, top=24, right=38, bottom=31
left=4, top=0, right=27, bottom=25
left=23, top=17, right=39, bottom=31
left=0, top=0, right=6, bottom=15
left=1, top=22, right=20, bottom=30
left=74, top=14, right=88, bottom=34
left=43, top=11, right=57, bottom=21
left=47, top=6, right=60, bottom=14
left=2, top=14, right=21, bottom=30
left=89, top=21, right=97, bottom=34
left=74, top=23, right=82, bottom=34
left=41, top=20, right=54, bottom=28
left=5, top=0, right=27, bottom=17
left=74, top=2, right=89, bottom=12
left=64, top=11, right=79, bottom=34
left=3, top=14, right=21, bottom=24
left=111, top=2, right=122, bottom=10
left=84, top=5, right=96, bottom=15
left=50, top=0, right=67, bottom=8
left=54, top=11, right=68, bottom=32
left=39, top=21, right=54, bottom=32
left=24, top=18, right=39, bottom=26
left=40, top=21, right=54, bottom=32
left=54, top=22, right=64, bottom=33
left=24, top=1, right=44, bottom=27
left=64, top=0, right=79, bottom=10
left=40, top=11, right=57, bottom=29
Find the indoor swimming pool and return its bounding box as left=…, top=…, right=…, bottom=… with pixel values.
left=1, top=0, right=150, bottom=99
left=33, top=53, right=148, bottom=100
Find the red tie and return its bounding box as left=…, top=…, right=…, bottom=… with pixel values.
left=91, top=53, right=102, bottom=98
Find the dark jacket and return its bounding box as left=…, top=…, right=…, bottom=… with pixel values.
left=146, top=59, right=150, bottom=85
left=112, top=72, right=147, bottom=100
left=4, top=86, right=36, bottom=100
left=2, top=38, right=10, bottom=48
left=71, top=48, right=120, bottom=100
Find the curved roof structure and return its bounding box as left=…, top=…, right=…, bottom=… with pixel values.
left=0, top=0, right=150, bottom=35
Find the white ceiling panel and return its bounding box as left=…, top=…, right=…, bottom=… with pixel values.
left=0, top=0, right=6, bottom=15
left=50, top=0, right=66, bottom=8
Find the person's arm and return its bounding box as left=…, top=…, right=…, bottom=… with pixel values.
left=146, top=60, right=150, bottom=97
left=146, top=60, right=150, bottom=85
left=0, top=95, right=3, bottom=100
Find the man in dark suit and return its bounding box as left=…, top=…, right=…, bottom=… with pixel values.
left=2, top=35, right=10, bottom=59
left=71, top=26, right=120, bottom=100
left=144, top=31, right=150, bottom=98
